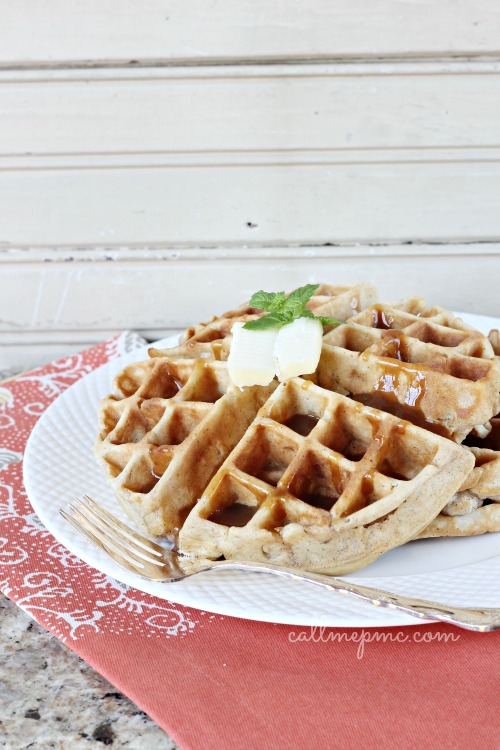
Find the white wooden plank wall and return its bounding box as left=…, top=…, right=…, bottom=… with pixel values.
left=0, top=1, right=499, bottom=376
left=3, top=1, right=500, bottom=64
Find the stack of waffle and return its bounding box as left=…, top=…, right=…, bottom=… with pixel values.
left=95, top=284, right=500, bottom=575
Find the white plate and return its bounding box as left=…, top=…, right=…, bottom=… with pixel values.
left=23, top=313, right=500, bottom=628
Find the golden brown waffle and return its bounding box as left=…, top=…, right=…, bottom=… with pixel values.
left=473, top=414, right=500, bottom=450
left=149, top=317, right=241, bottom=362
left=180, top=283, right=377, bottom=341
left=95, top=357, right=275, bottom=536
left=149, top=314, right=252, bottom=362
left=489, top=329, right=500, bottom=356
left=419, top=503, right=500, bottom=538
left=387, top=297, right=482, bottom=332
left=178, top=378, right=474, bottom=575
left=318, top=302, right=500, bottom=443
left=419, top=416, right=500, bottom=538
left=150, top=283, right=378, bottom=362
left=345, top=301, right=495, bottom=357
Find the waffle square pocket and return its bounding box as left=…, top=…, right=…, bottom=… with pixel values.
left=95, top=357, right=275, bottom=536
left=179, top=379, right=475, bottom=574
left=318, top=302, right=500, bottom=442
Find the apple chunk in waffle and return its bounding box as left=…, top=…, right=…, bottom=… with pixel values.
left=178, top=378, right=474, bottom=575
left=318, top=302, right=500, bottom=443
left=149, top=283, right=377, bottom=362
left=95, top=357, right=275, bottom=536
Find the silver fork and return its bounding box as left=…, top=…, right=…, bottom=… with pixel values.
left=60, top=496, right=500, bottom=632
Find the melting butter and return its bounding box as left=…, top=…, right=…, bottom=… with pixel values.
left=228, top=317, right=323, bottom=387
left=227, top=322, right=277, bottom=387
left=275, top=317, right=323, bottom=381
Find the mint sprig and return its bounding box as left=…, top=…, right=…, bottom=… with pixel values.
left=243, top=284, right=344, bottom=331
left=249, top=290, right=286, bottom=313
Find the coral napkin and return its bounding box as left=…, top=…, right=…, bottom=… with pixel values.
left=0, top=334, right=498, bottom=750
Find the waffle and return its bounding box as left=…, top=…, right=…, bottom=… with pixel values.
left=489, top=329, right=500, bottom=356
left=149, top=315, right=242, bottom=362
left=178, top=378, right=474, bottom=575
left=95, top=357, right=275, bottom=536
left=318, top=302, right=500, bottom=443
left=150, top=283, right=378, bottom=362
left=386, top=296, right=484, bottom=331
left=419, top=415, right=500, bottom=538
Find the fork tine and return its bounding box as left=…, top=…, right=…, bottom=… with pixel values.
left=78, top=496, right=164, bottom=557
left=60, top=508, right=149, bottom=572
left=66, top=504, right=164, bottom=569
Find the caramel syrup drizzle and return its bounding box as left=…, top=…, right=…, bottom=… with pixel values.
left=371, top=304, right=394, bottom=330
left=373, top=330, right=428, bottom=411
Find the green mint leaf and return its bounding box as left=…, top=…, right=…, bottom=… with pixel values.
left=317, top=316, right=345, bottom=327
left=268, top=291, right=286, bottom=312
left=282, top=284, right=320, bottom=317
left=248, top=290, right=276, bottom=312
left=248, top=290, right=286, bottom=313
left=243, top=313, right=286, bottom=331
left=244, top=284, right=346, bottom=332
left=296, top=309, right=343, bottom=326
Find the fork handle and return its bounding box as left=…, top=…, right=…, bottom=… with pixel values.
left=209, top=561, right=500, bottom=632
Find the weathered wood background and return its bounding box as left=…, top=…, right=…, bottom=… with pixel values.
left=1, top=1, right=499, bottom=376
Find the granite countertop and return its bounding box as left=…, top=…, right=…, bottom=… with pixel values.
left=1, top=589, right=180, bottom=749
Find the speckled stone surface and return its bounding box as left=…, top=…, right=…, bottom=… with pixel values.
left=0, top=369, right=17, bottom=382
left=0, top=592, right=181, bottom=749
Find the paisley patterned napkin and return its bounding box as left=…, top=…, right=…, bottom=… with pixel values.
left=1, top=333, right=498, bottom=750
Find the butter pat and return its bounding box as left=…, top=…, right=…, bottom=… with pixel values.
left=275, top=317, right=323, bottom=381
left=228, top=322, right=277, bottom=387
